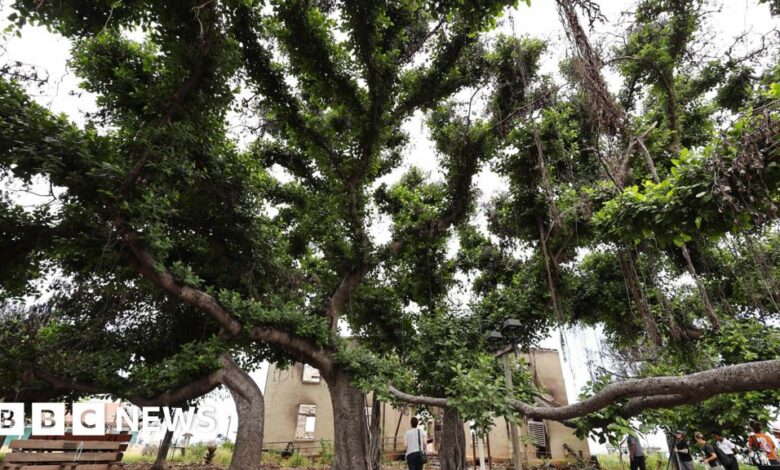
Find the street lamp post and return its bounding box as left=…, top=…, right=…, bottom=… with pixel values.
left=488, top=319, right=527, bottom=470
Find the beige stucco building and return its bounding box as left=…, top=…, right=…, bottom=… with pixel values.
left=263, top=348, right=591, bottom=464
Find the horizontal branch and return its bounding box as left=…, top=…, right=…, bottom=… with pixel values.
left=30, top=354, right=242, bottom=407
left=387, top=385, right=449, bottom=407
left=388, top=360, right=780, bottom=422
left=518, top=359, right=780, bottom=420
left=247, top=327, right=333, bottom=374
left=118, top=221, right=243, bottom=337
left=117, top=219, right=333, bottom=372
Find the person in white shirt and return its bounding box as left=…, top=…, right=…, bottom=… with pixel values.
left=403, top=417, right=428, bottom=470
left=711, top=431, right=740, bottom=470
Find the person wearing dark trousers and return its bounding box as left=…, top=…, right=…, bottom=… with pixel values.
left=696, top=432, right=723, bottom=470
left=674, top=431, right=695, bottom=470
left=627, top=433, right=647, bottom=470
left=712, top=431, right=740, bottom=470
left=404, top=417, right=427, bottom=470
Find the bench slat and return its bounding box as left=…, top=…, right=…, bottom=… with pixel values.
left=28, top=436, right=131, bottom=443
left=15, top=465, right=115, bottom=470
left=4, top=452, right=122, bottom=463
left=10, top=441, right=121, bottom=451
left=17, top=466, right=64, bottom=470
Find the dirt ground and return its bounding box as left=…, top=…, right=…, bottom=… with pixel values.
left=126, top=465, right=226, bottom=470
left=125, top=464, right=412, bottom=470
left=125, top=465, right=308, bottom=469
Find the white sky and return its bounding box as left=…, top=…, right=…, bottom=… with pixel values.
left=1, top=0, right=778, bottom=454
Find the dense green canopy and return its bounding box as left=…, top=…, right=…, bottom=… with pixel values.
left=0, top=1, right=779, bottom=466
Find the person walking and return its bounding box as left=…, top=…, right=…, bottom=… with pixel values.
left=673, top=430, right=695, bottom=470
left=711, top=431, right=740, bottom=470
left=627, top=432, right=646, bottom=470
left=748, top=421, right=779, bottom=465
left=404, top=417, right=427, bottom=470
left=695, top=432, right=722, bottom=470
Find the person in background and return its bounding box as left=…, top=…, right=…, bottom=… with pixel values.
left=403, top=417, right=427, bottom=470
left=711, top=430, right=740, bottom=470
left=696, top=432, right=722, bottom=470
left=673, top=430, right=695, bottom=470
left=771, top=427, right=780, bottom=451
left=627, top=432, right=646, bottom=470
left=748, top=421, right=779, bottom=465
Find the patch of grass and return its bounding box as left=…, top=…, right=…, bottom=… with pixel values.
left=596, top=453, right=760, bottom=470
left=123, top=446, right=232, bottom=466
left=285, top=453, right=311, bottom=468
left=597, top=453, right=667, bottom=470
left=262, top=450, right=283, bottom=465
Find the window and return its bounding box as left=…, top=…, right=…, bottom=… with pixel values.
left=528, top=420, right=547, bottom=448
left=302, top=364, right=321, bottom=384
left=295, top=404, right=317, bottom=440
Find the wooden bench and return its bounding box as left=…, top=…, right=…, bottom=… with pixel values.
left=2, top=434, right=130, bottom=470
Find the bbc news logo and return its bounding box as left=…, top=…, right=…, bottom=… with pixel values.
left=0, top=403, right=218, bottom=435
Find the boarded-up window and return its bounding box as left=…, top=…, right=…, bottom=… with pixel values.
left=295, top=404, right=317, bottom=440
left=302, top=364, right=321, bottom=383
left=528, top=420, right=547, bottom=448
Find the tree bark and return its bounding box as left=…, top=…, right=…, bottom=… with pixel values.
left=440, top=407, right=467, bottom=470
left=220, top=356, right=265, bottom=470
left=369, top=398, right=383, bottom=470
left=151, top=429, right=174, bottom=470
left=31, top=354, right=265, bottom=470
left=388, top=359, right=780, bottom=422
left=326, top=370, right=371, bottom=470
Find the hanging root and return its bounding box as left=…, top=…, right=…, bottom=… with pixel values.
left=556, top=0, right=626, bottom=137
left=680, top=244, right=720, bottom=328
left=617, top=250, right=662, bottom=346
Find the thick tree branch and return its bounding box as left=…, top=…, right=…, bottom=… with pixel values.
left=516, top=359, right=780, bottom=420
left=619, top=394, right=691, bottom=416
left=388, top=360, right=780, bottom=422
left=30, top=369, right=107, bottom=396
left=387, top=385, right=449, bottom=407
left=247, top=327, right=334, bottom=375
left=117, top=220, right=243, bottom=337
left=116, top=219, right=332, bottom=373
left=326, top=264, right=371, bottom=333
left=30, top=354, right=246, bottom=407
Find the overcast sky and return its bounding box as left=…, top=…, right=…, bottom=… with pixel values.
left=1, top=0, right=778, bottom=453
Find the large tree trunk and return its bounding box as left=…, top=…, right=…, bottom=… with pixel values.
left=369, top=398, right=383, bottom=470
left=326, top=370, right=371, bottom=470
left=151, top=429, right=174, bottom=470
left=221, top=356, right=265, bottom=470
left=440, top=407, right=467, bottom=470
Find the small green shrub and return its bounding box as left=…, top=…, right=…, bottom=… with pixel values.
left=319, top=439, right=334, bottom=465
left=221, top=440, right=235, bottom=450
left=286, top=453, right=311, bottom=468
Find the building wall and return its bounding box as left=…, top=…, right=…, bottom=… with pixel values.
left=263, top=363, right=335, bottom=453
left=263, top=349, right=591, bottom=462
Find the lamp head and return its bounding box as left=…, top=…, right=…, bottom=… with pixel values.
left=502, top=318, right=522, bottom=338
left=486, top=330, right=504, bottom=350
